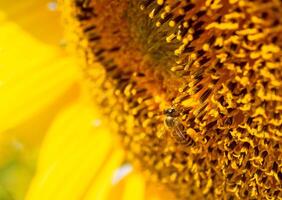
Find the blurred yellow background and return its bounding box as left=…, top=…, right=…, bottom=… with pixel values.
left=0, top=1, right=78, bottom=199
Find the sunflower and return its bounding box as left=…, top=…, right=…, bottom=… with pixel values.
left=1, top=0, right=282, bottom=199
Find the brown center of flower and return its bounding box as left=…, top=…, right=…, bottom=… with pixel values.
left=67, top=0, right=282, bottom=199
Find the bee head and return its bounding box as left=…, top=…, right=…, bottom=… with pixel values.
left=163, top=108, right=179, bottom=117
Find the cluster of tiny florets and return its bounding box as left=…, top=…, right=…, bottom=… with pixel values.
left=64, top=0, right=282, bottom=199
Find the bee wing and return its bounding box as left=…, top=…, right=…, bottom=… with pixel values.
left=174, top=122, right=186, bottom=140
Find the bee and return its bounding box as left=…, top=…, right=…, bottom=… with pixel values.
left=163, top=108, right=195, bottom=146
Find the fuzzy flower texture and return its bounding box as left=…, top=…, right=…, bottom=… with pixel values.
left=3, top=0, right=282, bottom=199
left=62, top=0, right=282, bottom=199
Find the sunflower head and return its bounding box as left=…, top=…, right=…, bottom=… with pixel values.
left=64, top=0, right=282, bottom=199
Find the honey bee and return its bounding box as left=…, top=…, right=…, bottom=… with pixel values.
left=164, top=108, right=195, bottom=146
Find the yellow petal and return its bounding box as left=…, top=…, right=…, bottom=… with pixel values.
left=0, top=3, right=79, bottom=199
left=25, top=100, right=116, bottom=200
left=108, top=170, right=176, bottom=200
left=0, top=0, right=63, bottom=45
left=122, top=172, right=146, bottom=200
left=83, top=149, right=124, bottom=200
left=0, top=17, right=79, bottom=132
